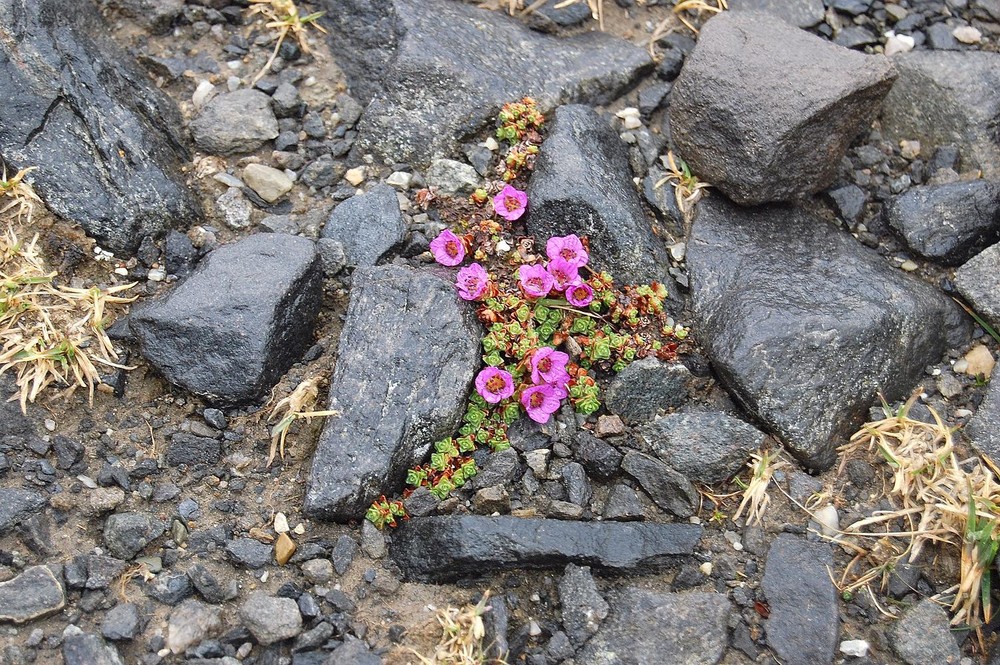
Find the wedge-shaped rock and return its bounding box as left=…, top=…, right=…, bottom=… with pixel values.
left=528, top=105, right=674, bottom=287
left=0, top=489, right=46, bottom=535
left=318, top=0, right=650, bottom=164
left=304, top=265, right=481, bottom=520
left=881, top=51, right=1000, bottom=178
left=638, top=411, right=764, bottom=484
left=0, top=0, right=200, bottom=254
left=966, top=376, right=1000, bottom=462
left=0, top=566, right=65, bottom=624
left=688, top=197, right=968, bottom=469
left=132, top=234, right=322, bottom=405
left=390, top=515, right=702, bottom=582
left=955, top=243, right=1000, bottom=332
left=670, top=11, right=896, bottom=205
left=320, top=185, right=406, bottom=267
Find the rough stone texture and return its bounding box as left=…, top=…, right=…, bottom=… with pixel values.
left=225, top=538, right=273, bottom=569
left=603, top=359, right=690, bottom=424
left=101, top=603, right=141, bottom=641
left=955, top=243, right=1000, bottom=331
left=62, top=632, right=125, bottom=665
left=242, top=163, right=293, bottom=203
left=881, top=51, right=1000, bottom=178
left=103, top=512, right=165, bottom=560
left=571, top=431, right=622, bottom=480
left=688, top=197, right=968, bottom=470
left=621, top=450, right=699, bottom=518
left=885, top=180, right=1000, bottom=265
left=320, top=185, right=406, bottom=267
left=527, top=105, right=673, bottom=287
left=891, top=598, right=961, bottom=665
left=762, top=534, right=839, bottom=665
left=0, top=488, right=46, bottom=535
left=327, top=636, right=382, bottom=665
left=0, top=0, right=200, bottom=254
left=727, top=0, right=825, bottom=27
left=239, top=592, right=303, bottom=646
left=391, top=515, right=702, bottom=582
left=0, top=566, right=65, bottom=624
left=576, top=589, right=731, bottom=665
left=670, top=12, right=896, bottom=205
left=167, top=600, right=222, bottom=654
left=189, top=89, right=279, bottom=156
left=966, top=375, right=1000, bottom=461
left=638, top=411, right=764, bottom=484
left=131, top=234, right=322, bottom=405
left=305, top=265, right=481, bottom=520
left=0, top=376, right=34, bottom=437
left=165, top=433, right=221, bottom=467
left=558, top=564, right=609, bottom=648
left=318, top=0, right=650, bottom=164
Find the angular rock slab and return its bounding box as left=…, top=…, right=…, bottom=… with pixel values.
left=527, top=105, right=673, bottom=287
left=0, top=488, right=46, bottom=534
left=63, top=632, right=125, bottom=665
left=688, top=197, right=968, bottom=469
left=318, top=0, right=650, bottom=164
left=0, top=0, right=200, bottom=254
left=762, top=534, right=839, bottom=665
left=132, top=234, right=322, bottom=405
left=390, top=515, right=702, bottom=582
left=575, top=589, right=731, bottom=665
left=881, top=51, right=1000, bottom=178
left=955, top=242, right=1000, bottom=331
left=0, top=566, right=65, bottom=624
left=320, top=184, right=406, bottom=267
left=966, top=375, right=1000, bottom=462
left=885, top=180, right=1000, bottom=265
left=304, top=265, right=481, bottom=520
left=727, top=0, right=825, bottom=28
left=891, top=598, right=961, bottom=665
left=670, top=12, right=896, bottom=205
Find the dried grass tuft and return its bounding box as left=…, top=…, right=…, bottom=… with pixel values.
left=266, top=375, right=340, bottom=466
left=654, top=150, right=711, bottom=223
left=732, top=447, right=788, bottom=526
left=649, top=0, right=727, bottom=56
left=247, top=0, right=327, bottom=84
left=409, top=591, right=507, bottom=665
left=492, top=0, right=605, bottom=30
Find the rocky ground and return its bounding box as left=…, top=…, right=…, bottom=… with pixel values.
left=1, top=0, right=1000, bottom=664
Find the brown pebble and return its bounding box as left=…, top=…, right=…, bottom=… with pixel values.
left=595, top=414, right=625, bottom=438
left=274, top=532, right=296, bottom=566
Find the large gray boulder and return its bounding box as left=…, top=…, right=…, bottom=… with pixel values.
left=0, top=0, right=200, bottom=254
left=304, top=265, right=481, bottom=520
left=670, top=11, right=896, bottom=205
left=881, top=51, right=1000, bottom=179
left=955, top=243, right=1000, bottom=331
left=318, top=0, right=650, bottom=164
left=131, top=234, right=322, bottom=405
left=688, top=196, right=968, bottom=470
left=527, top=105, right=673, bottom=287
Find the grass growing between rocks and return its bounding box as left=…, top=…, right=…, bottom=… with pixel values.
left=499, top=0, right=605, bottom=30
left=408, top=592, right=507, bottom=665
left=247, top=0, right=327, bottom=85
left=0, top=167, right=136, bottom=412
left=266, top=375, right=340, bottom=466
left=836, top=395, right=1000, bottom=629
left=732, top=448, right=789, bottom=526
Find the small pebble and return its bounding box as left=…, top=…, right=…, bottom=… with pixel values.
left=840, top=639, right=870, bottom=657
left=44, top=419, right=56, bottom=432
left=952, top=26, right=981, bottom=44
left=344, top=167, right=365, bottom=186
left=273, top=512, right=290, bottom=534
left=147, top=268, right=166, bottom=282
left=813, top=504, right=839, bottom=538
left=386, top=171, right=412, bottom=190
left=900, top=260, right=918, bottom=272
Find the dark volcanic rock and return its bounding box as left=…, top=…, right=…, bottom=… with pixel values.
left=103, top=512, right=165, bottom=560
left=558, top=564, right=609, bottom=648
left=891, top=598, right=961, bottom=665
left=101, top=603, right=142, bottom=641
left=527, top=105, right=673, bottom=287
left=670, top=12, right=896, bottom=205
left=0, top=0, right=200, bottom=254
left=966, top=375, right=1000, bottom=461
left=885, top=180, right=1000, bottom=265
left=165, top=433, right=222, bottom=467
left=638, top=411, right=764, bottom=484
left=391, top=515, right=702, bottom=582
left=0, top=376, right=34, bottom=437
left=62, top=632, right=125, bottom=665
left=727, top=0, right=825, bottom=27
left=621, top=450, right=698, bottom=518
left=320, top=185, right=406, bottom=267
left=318, top=0, right=650, bottom=164
left=189, top=89, right=279, bottom=156
left=688, top=197, right=968, bottom=469
left=603, top=358, right=690, bottom=424
left=0, top=566, right=65, bottom=624
left=0, top=488, right=46, bottom=534
left=762, top=534, right=838, bottom=665
left=131, top=234, right=322, bottom=405
left=575, top=589, right=730, bottom=664
left=304, top=265, right=481, bottom=520
left=225, top=538, right=273, bottom=569
left=881, top=51, right=1000, bottom=178
left=955, top=243, right=1000, bottom=331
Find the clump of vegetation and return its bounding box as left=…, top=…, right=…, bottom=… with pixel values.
left=266, top=375, right=340, bottom=466
left=246, top=0, right=327, bottom=84
left=837, top=395, right=1000, bottom=629
left=732, top=448, right=789, bottom=526
left=655, top=150, right=711, bottom=222
left=501, top=0, right=605, bottom=30
left=408, top=591, right=507, bottom=665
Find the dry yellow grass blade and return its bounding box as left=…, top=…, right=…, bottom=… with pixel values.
left=496, top=0, right=604, bottom=30
left=247, top=0, right=328, bottom=85
left=408, top=591, right=507, bottom=665
left=0, top=165, right=41, bottom=226
left=266, top=376, right=340, bottom=466
left=655, top=150, right=711, bottom=221
left=732, top=448, right=788, bottom=526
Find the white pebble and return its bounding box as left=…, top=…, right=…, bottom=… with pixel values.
left=699, top=561, right=713, bottom=576
left=273, top=512, right=290, bottom=534
left=293, top=523, right=306, bottom=535
left=883, top=31, right=915, bottom=57
left=669, top=242, right=686, bottom=262
left=344, top=167, right=365, bottom=186
left=192, top=80, right=216, bottom=110
left=113, top=267, right=129, bottom=276
left=900, top=260, right=918, bottom=272
left=956, top=409, right=973, bottom=418
left=44, top=419, right=56, bottom=432
left=839, top=639, right=870, bottom=658
left=213, top=172, right=244, bottom=189
left=953, top=359, right=970, bottom=374
left=226, top=76, right=241, bottom=92
left=723, top=530, right=743, bottom=551
left=953, top=26, right=982, bottom=44
left=78, top=475, right=98, bottom=489
left=622, top=116, right=642, bottom=130
left=386, top=171, right=412, bottom=190
left=528, top=620, right=542, bottom=637
left=814, top=504, right=840, bottom=538
left=483, top=137, right=499, bottom=151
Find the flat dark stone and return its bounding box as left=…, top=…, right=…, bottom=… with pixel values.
left=0, top=566, right=65, bottom=624
left=0, top=488, right=46, bottom=535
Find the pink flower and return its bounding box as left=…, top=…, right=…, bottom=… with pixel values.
left=518, top=264, right=554, bottom=298
left=430, top=229, right=465, bottom=266
left=546, top=257, right=581, bottom=292
left=530, top=347, right=571, bottom=386
left=475, top=367, right=515, bottom=404
left=546, top=234, right=588, bottom=268
left=521, top=383, right=562, bottom=423
left=565, top=282, right=594, bottom=307
left=456, top=263, right=489, bottom=301
left=493, top=185, right=528, bottom=221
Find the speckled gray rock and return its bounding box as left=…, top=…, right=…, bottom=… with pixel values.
left=966, top=375, right=1000, bottom=462
left=239, top=592, right=303, bottom=645
left=320, top=185, right=406, bottom=267
left=0, top=0, right=200, bottom=254
left=103, top=513, right=165, bottom=560
left=0, top=488, right=46, bottom=535
left=558, top=564, right=609, bottom=648
left=0, top=566, right=65, bottom=624
left=131, top=234, right=322, bottom=405
left=621, top=450, right=698, bottom=518
left=318, top=0, right=650, bottom=164
left=955, top=243, right=1000, bottom=331
left=638, top=411, right=764, bottom=484
left=762, top=534, right=838, bottom=665
left=575, top=589, right=731, bottom=665
left=62, top=632, right=125, bottom=665
left=891, top=598, right=961, bottom=665
left=881, top=51, right=1000, bottom=178
left=670, top=12, right=896, bottom=205
left=727, top=0, right=824, bottom=27
left=305, top=265, right=481, bottom=520
left=391, top=515, right=702, bottom=582
left=189, top=89, right=279, bottom=156
left=603, top=359, right=690, bottom=424
left=101, top=603, right=141, bottom=641
left=884, top=180, right=1000, bottom=265
left=167, top=600, right=222, bottom=654
left=688, top=197, right=969, bottom=470
left=225, top=538, right=273, bottom=569
left=527, top=105, right=674, bottom=287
